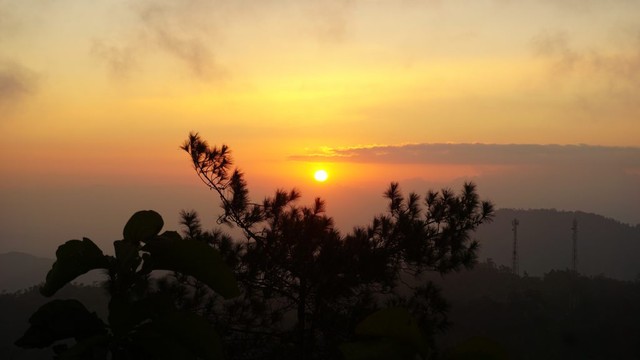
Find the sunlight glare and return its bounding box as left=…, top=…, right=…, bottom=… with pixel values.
left=314, top=169, right=329, bottom=182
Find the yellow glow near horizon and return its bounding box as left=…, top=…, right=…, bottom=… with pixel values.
left=314, top=170, right=329, bottom=182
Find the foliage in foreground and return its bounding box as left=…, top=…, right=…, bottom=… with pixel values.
left=10, top=263, right=640, bottom=359
left=15, top=132, right=494, bottom=360
left=15, top=210, right=239, bottom=360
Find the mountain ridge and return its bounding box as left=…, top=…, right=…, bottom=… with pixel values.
left=475, top=208, right=640, bottom=280
left=0, top=252, right=105, bottom=292
left=2, top=208, right=639, bottom=292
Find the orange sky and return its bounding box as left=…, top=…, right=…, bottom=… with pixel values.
left=1, top=0, right=639, bottom=256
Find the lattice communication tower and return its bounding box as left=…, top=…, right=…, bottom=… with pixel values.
left=572, top=218, right=578, bottom=273
left=512, top=218, right=519, bottom=275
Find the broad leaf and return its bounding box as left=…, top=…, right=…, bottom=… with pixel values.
left=158, top=230, right=182, bottom=242
left=41, top=238, right=110, bottom=297
left=143, top=238, right=240, bottom=299
left=123, top=210, right=164, bottom=243
left=114, top=240, right=140, bottom=273
left=15, top=299, right=106, bottom=349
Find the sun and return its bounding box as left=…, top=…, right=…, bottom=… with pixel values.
left=313, top=169, right=329, bottom=182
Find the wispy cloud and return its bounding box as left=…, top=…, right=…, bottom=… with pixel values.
left=90, top=0, right=230, bottom=81
left=291, top=143, right=640, bottom=169
left=101, top=0, right=363, bottom=80
left=532, top=31, right=582, bottom=72
left=536, top=0, right=593, bottom=12
left=300, top=0, right=355, bottom=43
left=0, top=61, right=37, bottom=107
left=133, top=1, right=226, bottom=81
left=90, top=40, right=139, bottom=79
left=532, top=30, right=640, bottom=91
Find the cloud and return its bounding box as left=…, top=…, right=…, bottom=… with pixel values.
left=531, top=31, right=582, bottom=72
left=532, top=30, right=640, bottom=90
left=0, top=2, right=17, bottom=38
left=93, top=0, right=230, bottom=81
left=291, top=143, right=640, bottom=169
left=589, top=34, right=640, bottom=89
left=90, top=40, right=138, bottom=79
left=118, top=0, right=362, bottom=80
left=536, top=0, right=592, bottom=12
left=300, top=0, right=355, bottom=42
left=530, top=29, right=640, bottom=120
left=134, top=1, right=226, bottom=80
left=0, top=62, right=37, bottom=107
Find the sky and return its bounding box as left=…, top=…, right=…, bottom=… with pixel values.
left=1, top=0, right=639, bottom=257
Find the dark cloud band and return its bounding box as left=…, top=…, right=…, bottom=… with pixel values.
left=291, top=143, right=640, bottom=167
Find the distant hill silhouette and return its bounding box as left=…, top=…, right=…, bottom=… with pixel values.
left=0, top=252, right=52, bottom=292
left=0, top=252, right=105, bottom=292
left=2, top=208, right=638, bottom=291
left=474, top=209, right=640, bottom=280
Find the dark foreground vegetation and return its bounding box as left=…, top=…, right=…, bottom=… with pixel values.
left=434, top=262, right=640, bottom=360
left=11, top=133, right=494, bottom=359
left=11, top=132, right=634, bottom=359
left=5, top=264, right=640, bottom=359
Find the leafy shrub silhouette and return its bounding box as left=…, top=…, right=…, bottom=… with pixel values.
left=15, top=210, right=239, bottom=360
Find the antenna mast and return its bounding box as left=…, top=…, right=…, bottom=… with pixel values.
left=512, top=218, right=519, bottom=276
left=572, top=218, right=578, bottom=273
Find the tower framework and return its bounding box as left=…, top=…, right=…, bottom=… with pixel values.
left=572, top=219, right=578, bottom=273
left=512, top=218, right=519, bottom=275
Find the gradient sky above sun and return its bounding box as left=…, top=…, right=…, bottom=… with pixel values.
left=0, top=0, right=639, bottom=256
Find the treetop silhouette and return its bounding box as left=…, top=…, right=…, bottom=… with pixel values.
left=178, top=132, right=494, bottom=359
